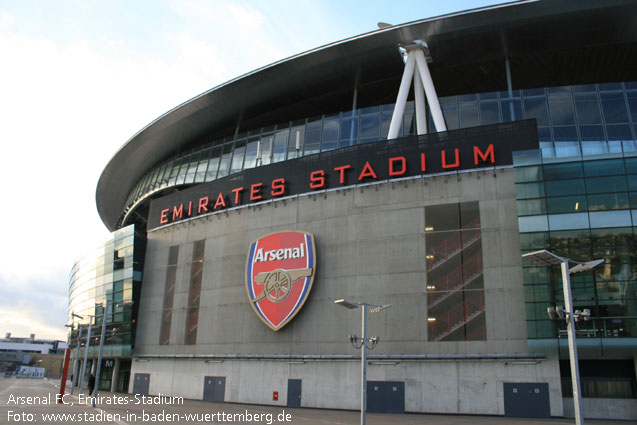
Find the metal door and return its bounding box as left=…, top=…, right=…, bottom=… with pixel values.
left=503, top=382, right=550, bottom=418
left=367, top=381, right=405, bottom=413
left=287, top=379, right=302, bottom=408
left=132, top=373, right=150, bottom=396
left=203, top=376, right=226, bottom=403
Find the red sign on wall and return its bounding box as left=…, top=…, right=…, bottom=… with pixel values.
left=245, top=231, right=316, bottom=331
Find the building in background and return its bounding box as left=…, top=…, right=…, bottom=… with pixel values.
left=0, top=333, right=66, bottom=377
left=71, top=0, right=637, bottom=420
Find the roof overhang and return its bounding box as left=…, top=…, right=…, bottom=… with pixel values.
left=97, top=0, right=637, bottom=231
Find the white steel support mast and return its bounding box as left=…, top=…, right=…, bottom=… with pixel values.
left=387, top=41, right=446, bottom=139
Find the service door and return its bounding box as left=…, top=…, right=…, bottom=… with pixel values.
left=132, top=373, right=150, bottom=396
left=203, top=376, right=226, bottom=403
left=287, top=379, right=301, bottom=408
left=503, top=382, right=550, bottom=418
left=367, top=381, right=405, bottom=413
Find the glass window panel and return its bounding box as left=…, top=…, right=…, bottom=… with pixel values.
left=589, top=210, right=632, bottom=228
left=538, top=127, right=555, bottom=160
left=340, top=117, right=358, bottom=147
left=243, top=138, right=259, bottom=169
left=630, top=192, right=637, bottom=208
left=625, top=125, right=637, bottom=154
left=546, top=195, right=587, bottom=214
left=574, top=93, right=603, bottom=125
left=547, top=86, right=571, bottom=96
left=460, top=202, right=480, bottom=228
left=626, top=92, right=637, bottom=123
left=627, top=158, right=637, bottom=174
left=601, top=92, right=629, bottom=124
left=479, top=92, right=498, bottom=100
left=606, top=124, right=633, bottom=153
left=517, top=198, right=546, bottom=216
left=516, top=182, right=545, bottom=199
left=479, top=101, right=500, bottom=125
left=588, top=193, right=629, bottom=211
left=549, top=98, right=576, bottom=125
left=518, top=215, right=549, bottom=232
left=515, top=166, right=543, bottom=183
left=545, top=179, right=586, bottom=196
left=501, top=99, right=522, bottom=122
left=580, top=125, right=608, bottom=157
left=425, top=203, right=460, bottom=232
left=523, top=98, right=549, bottom=126
left=288, top=124, right=304, bottom=159
left=543, top=162, right=584, bottom=180
left=359, top=113, right=380, bottom=143
left=599, top=83, right=623, bottom=91
left=548, top=212, right=589, bottom=230
left=259, top=135, right=273, bottom=166
left=459, top=102, right=480, bottom=127
left=304, top=117, right=322, bottom=155
left=457, top=94, right=477, bottom=102
left=217, top=143, right=233, bottom=178
left=523, top=88, right=545, bottom=97
left=583, top=159, right=625, bottom=177
left=380, top=111, right=392, bottom=141
left=519, top=232, right=549, bottom=250
left=230, top=141, right=245, bottom=174
left=630, top=175, right=637, bottom=191
left=549, top=229, right=591, bottom=260
left=322, top=116, right=339, bottom=151
left=273, top=128, right=289, bottom=163
left=403, top=104, right=415, bottom=136
left=585, top=176, right=627, bottom=194
left=442, top=103, right=459, bottom=129
left=205, top=146, right=222, bottom=181
left=572, top=84, right=596, bottom=93
left=553, top=126, right=580, bottom=159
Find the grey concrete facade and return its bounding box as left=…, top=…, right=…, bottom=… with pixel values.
left=131, top=168, right=563, bottom=415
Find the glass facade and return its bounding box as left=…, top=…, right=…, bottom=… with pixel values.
left=425, top=202, right=486, bottom=341
left=120, top=82, right=637, bottom=228
left=68, top=225, right=145, bottom=358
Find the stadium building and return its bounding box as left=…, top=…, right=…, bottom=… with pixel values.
left=69, top=0, right=637, bottom=419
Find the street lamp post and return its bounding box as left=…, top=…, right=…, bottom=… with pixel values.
left=522, top=250, right=603, bottom=425
left=92, top=300, right=133, bottom=407
left=69, top=313, right=84, bottom=395
left=334, top=299, right=391, bottom=425
left=76, top=314, right=94, bottom=396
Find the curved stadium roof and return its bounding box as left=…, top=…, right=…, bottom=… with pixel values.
left=97, top=0, right=637, bottom=231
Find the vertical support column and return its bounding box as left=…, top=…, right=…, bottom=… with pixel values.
left=413, top=49, right=446, bottom=132
left=505, top=57, right=515, bottom=120
left=414, top=71, right=427, bottom=135
left=79, top=319, right=92, bottom=395
left=110, top=358, right=121, bottom=393
left=387, top=52, right=416, bottom=140
left=561, top=261, right=584, bottom=425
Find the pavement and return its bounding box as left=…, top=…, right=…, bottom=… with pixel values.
left=0, top=377, right=630, bottom=425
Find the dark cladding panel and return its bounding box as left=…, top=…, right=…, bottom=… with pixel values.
left=147, top=121, right=538, bottom=230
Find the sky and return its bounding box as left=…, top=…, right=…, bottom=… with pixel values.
left=0, top=0, right=508, bottom=341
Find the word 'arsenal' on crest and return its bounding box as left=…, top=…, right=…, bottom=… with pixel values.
left=245, top=231, right=316, bottom=331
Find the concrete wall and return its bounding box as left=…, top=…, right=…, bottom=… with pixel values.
left=563, top=397, right=637, bottom=420
left=131, top=356, right=562, bottom=416
left=131, top=168, right=561, bottom=414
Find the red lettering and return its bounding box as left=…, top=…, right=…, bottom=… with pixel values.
left=334, top=165, right=351, bottom=184
left=441, top=149, right=460, bottom=169
left=310, top=170, right=326, bottom=189
left=198, top=197, right=209, bottom=213
left=213, top=192, right=227, bottom=210
left=474, top=144, right=495, bottom=165
left=160, top=208, right=170, bottom=224
left=172, top=204, right=184, bottom=220
left=187, top=201, right=193, bottom=216
left=232, top=187, right=244, bottom=205
left=358, top=161, right=378, bottom=181
left=421, top=153, right=426, bottom=172
left=271, top=178, right=286, bottom=196
left=250, top=183, right=263, bottom=201
left=389, top=156, right=407, bottom=176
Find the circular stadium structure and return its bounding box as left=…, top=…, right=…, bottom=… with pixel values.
left=66, top=0, right=637, bottom=419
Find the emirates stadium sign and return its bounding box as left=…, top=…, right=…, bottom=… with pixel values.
left=245, top=231, right=316, bottom=331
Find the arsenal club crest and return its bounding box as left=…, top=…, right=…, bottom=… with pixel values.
left=245, top=231, right=316, bottom=331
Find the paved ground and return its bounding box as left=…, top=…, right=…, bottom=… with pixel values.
left=0, top=377, right=629, bottom=425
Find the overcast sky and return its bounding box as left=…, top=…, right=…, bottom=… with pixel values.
left=0, top=0, right=506, bottom=341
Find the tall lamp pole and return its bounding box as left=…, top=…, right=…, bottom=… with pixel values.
left=335, top=299, right=391, bottom=425
left=92, top=300, right=133, bottom=407
left=69, top=313, right=83, bottom=395
left=76, top=314, right=94, bottom=396
left=522, top=250, right=603, bottom=425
